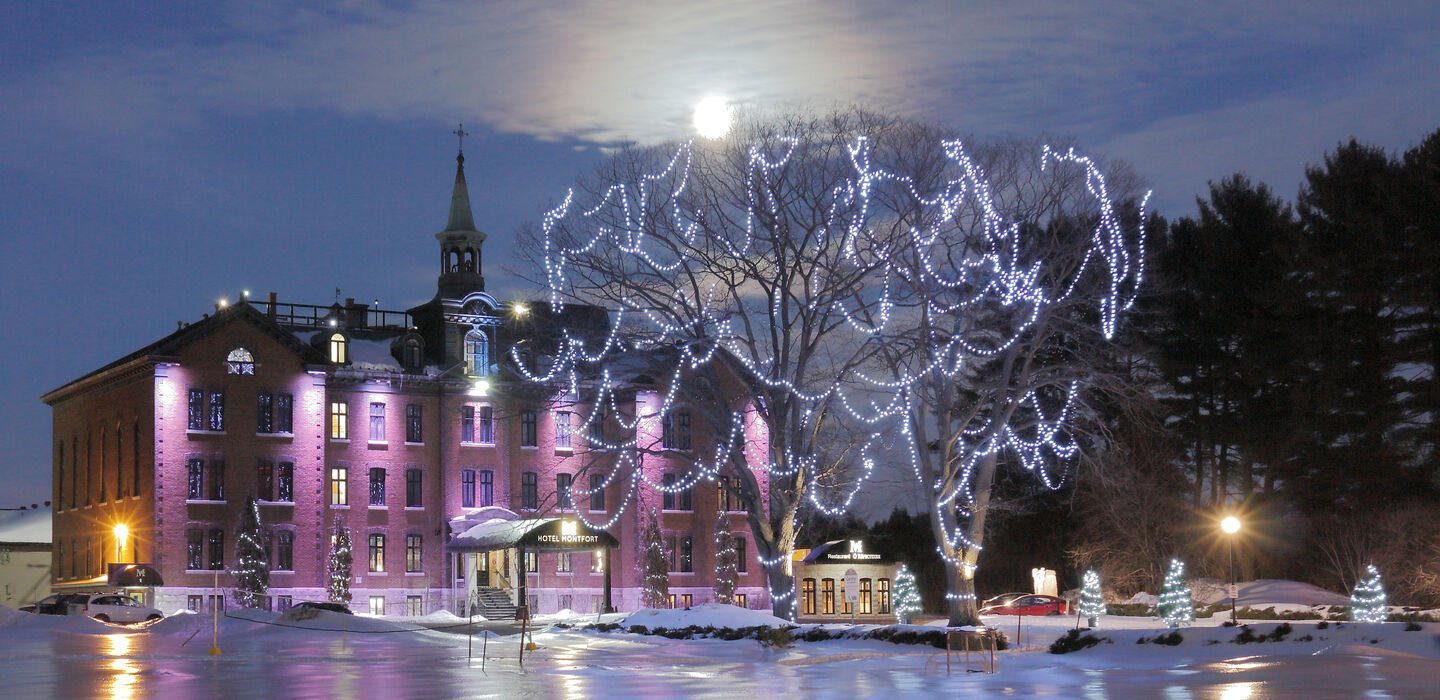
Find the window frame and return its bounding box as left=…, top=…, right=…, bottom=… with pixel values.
left=369, top=402, right=386, bottom=442
left=368, top=533, right=386, bottom=573
left=369, top=467, right=387, bottom=507
left=405, top=404, right=423, bottom=444
left=405, top=468, right=423, bottom=508
left=329, top=402, right=348, bottom=440
left=520, top=471, right=538, bottom=509
left=330, top=466, right=348, bottom=506
left=520, top=410, right=537, bottom=447
left=460, top=469, right=476, bottom=508
left=405, top=534, right=422, bottom=573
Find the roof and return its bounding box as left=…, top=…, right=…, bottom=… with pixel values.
left=443, top=153, right=479, bottom=233
left=0, top=508, right=52, bottom=545
left=447, top=517, right=619, bottom=552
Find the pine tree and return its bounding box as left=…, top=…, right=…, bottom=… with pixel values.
left=638, top=509, right=670, bottom=609
left=327, top=516, right=353, bottom=606
left=1156, top=558, right=1193, bottom=627
left=894, top=564, right=923, bottom=624
left=1079, top=569, right=1105, bottom=627
left=231, top=496, right=269, bottom=609
left=712, top=511, right=739, bottom=605
left=1349, top=564, right=1388, bottom=623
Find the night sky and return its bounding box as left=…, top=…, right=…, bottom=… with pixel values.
left=3, top=1, right=1437, bottom=509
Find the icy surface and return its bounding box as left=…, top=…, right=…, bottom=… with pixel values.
left=622, top=603, right=790, bottom=629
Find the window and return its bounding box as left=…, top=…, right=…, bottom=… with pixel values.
left=524, top=551, right=537, bottom=572
left=258, top=393, right=293, bottom=434
left=226, top=347, right=255, bottom=374
left=188, top=390, right=205, bottom=430
left=206, top=458, right=225, bottom=501
left=406, top=534, right=422, bottom=573
left=591, top=549, right=605, bottom=573
left=478, top=470, right=494, bottom=507
left=369, top=468, right=387, bottom=506
left=461, top=407, right=475, bottom=443
left=277, top=595, right=293, bottom=612
left=208, top=391, right=225, bottom=431
left=588, top=408, right=605, bottom=443
left=521, top=472, right=537, bottom=509
left=406, top=404, right=423, bottom=443
left=718, top=476, right=731, bottom=512
left=802, top=579, right=817, bottom=615
left=329, top=402, right=348, bottom=439
left=369, top=403, right=386, bottom=442
left=664, top=534, right=677, bottom=571
left=403, top=339, right=422, bottom=371
left=589, top=473, right=605, bottom=511
left=187, top=458, right=204, bottom=500
left=662, top=411, right=691, bottom=449
left=207, top=529, right=224, bottom=570
left=188, top=389, right=225, bottom=431
left=330, top=333, right=348, bottom=364
left=677, top=482, right=692, bottom=511
left=679, top=536, right=693, bottom=573
left=257, top=459, right=274, bottom=500
left=736, top=537, right=747, bottom=573
left=186, top=529, right=203, bottom=570
left=187, top=595, right=203, bottom=612
left=478, top=406, right=494, bottom=444
left=405, top=469, right=422, bottom=507
left=276, top=531, right=294, bottom=571
left=822, top=579, right=836, bottom=615
left=132, top=421, right=141, bottom=497
left=330, top=466, right=348, bottom=505
left=557, top=552, right=571, bottom=573
left=369, top=534, right=386, bottom=572
left=662, top=474, right=676, bottom=510
left=520, top=410, right=537, bottom=447
left=877, top=578, right=891, bottom=614
left=407, top=595, right=423, bottom=616
left=461, top=470, right=476, bottom=508
left=276, top=462, right=294, bottom=502
left=735, top=593, right=747, bottom=608
left=668, top=594, right=677, bottom=609
left=859, top=578, right=873, bottom=614
left=555, top=411, right=572, bottom=448
left=369, top=596, right=385, bottom=616
left=556, top=473, right=572, bottom=509
left=679, top=593, right=693, bottom=608
left=464, top=330, right=489, bottom=376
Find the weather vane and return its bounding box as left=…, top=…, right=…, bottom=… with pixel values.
left=453, top=123, right=470, bottom=154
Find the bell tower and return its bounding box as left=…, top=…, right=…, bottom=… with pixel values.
left=436, top=126, right=486, bottom=298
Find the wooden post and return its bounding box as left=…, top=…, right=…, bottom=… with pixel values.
left=603, top=547, right=614, bottom=613
left=208, top=569, right=221, bottom=656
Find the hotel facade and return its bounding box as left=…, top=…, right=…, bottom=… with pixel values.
left=43, top=151, right=769, bottom=616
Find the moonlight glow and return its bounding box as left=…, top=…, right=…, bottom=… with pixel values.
left=692, top=97, right=733, bottom=139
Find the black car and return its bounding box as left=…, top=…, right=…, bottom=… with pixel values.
left=23, top=594, right=86, bottom=615
left=292, top=601, right=353, bottom=615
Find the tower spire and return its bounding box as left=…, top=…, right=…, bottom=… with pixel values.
left=444, top=125, right=478, bottom=233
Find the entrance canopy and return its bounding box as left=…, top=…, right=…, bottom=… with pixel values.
left=447, top=517, right=618, bottom=553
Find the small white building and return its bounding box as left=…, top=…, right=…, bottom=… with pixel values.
left=793, top=538, right=901, bottom=624
left=0, top=507, right=53, bottom=608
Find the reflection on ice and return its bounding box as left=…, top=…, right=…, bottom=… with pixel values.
left=105, top=634, right=140, bottom=700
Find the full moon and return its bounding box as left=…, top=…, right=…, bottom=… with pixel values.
left=692, top=96, right=733, bottom=139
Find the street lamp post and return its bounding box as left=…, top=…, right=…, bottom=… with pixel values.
left=114, top=524, right=130, bottom=564
left=1221, top=516, right=1241, bottom=625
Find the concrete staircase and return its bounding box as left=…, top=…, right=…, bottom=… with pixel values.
left=471, top=587, right=518, bottom=621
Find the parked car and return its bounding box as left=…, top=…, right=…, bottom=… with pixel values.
left=979, top=594, right=1068, bottom=616
left=21, top=594, right=87, bottom=615
left=64, top=594, right=165, bottom=623
left=979, top=592, right=1030, bottom=610
left=292, top=601, right=353, bottom=615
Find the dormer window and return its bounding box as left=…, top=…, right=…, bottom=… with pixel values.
left=403, top=338, right=423, bottom=372
left=226, top=347, right=255, bottom=375
left=330, top=333, right=348, bottom=364
left=464, top=329, right=489, bottom=376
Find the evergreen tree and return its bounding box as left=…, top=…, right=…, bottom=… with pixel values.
left=1156, top=558, right=1193, bottom=627
left=327, top=517, right=353, bottom=606
left=712, top=511, right=739, bottom=605
left=1078, top=569, right=1105, bottom=627
left=1349, top=564, right=1388, bottom=623
left=894, top=564, right=923, bottom=624
left=231, top=496, right=269, bottom=609
left=638, top=509, right=670, bottom=608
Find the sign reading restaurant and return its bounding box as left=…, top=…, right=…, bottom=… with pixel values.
left=820, top=539, right=885, bottom=562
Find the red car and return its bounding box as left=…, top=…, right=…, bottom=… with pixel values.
left=979, top=594, right=1068, bottom=616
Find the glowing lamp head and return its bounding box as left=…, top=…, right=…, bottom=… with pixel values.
left=469, top=379, right=490, bottom=397
left=512, top=302, right=529, bottom=317
left=1221, top=516, right=1241, bottom=534
left=692, top=96, right=733, bottom=139
left=114, top=523, right=129, bottom=545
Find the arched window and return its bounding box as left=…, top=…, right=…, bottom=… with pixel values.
left=464, top=330, right=489, bottom=376
left=329, top=333, right=348, bottom=364
left=226, top=347, right=255, bottom=375
left=403, top=338, right=423, bottom=371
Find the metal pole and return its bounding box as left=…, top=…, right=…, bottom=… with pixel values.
left=482, top=630, right=488, bottom=672
left=1229, top=537, right=1237, bottom=625
left=209, top=569, right=221, bottom=655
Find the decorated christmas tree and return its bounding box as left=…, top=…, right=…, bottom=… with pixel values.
left=327, top=517, right=353, bottom=606
left=1349, top=564, right=1387, bottom=623
left=1078, top=569, right=1105, bottom=627
left=894, top=564, right=923, bottom=624
left=638, top=509, right=670, bottom=609
left=1156, top=558, right=1193, bottom=627
left=712, top=511, right=739, bottom=605
left=231, top=496, right=269, bottom=609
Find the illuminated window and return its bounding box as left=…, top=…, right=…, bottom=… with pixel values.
left=330, top=466, right=348, bottom=505
left=406, top=534, right=422, bottom=573
left=329, top=402, right=348, bottom=439
left=369, top=534, right=386, bottom=572
left=822, top=579, right=836, bottom=615
left=555, top=411, right=572, bottom=448
left=464, top=330, right=489, bottom=376
left=407, top=595, right=422, bottom=616
left=591, top=549, right=605, bottom=573
left=226, top=347, right=255, bottom=375
left=524, top=551, right=537, bottom=572
left=369, top=403, right=386, bottom=442
left=877, top=578, right=891, bottom=614
left=859, top=578, right=873, bottom=614
left=802, top=579, right=817, bottom=615
left=276, top=461, right=294, bottom=502
left=369, top=596, right=385, bottom=616
left=680, top=594, right=693, bottom=608
left=275, top=531, right=294, bottom=571
left=557, top=552, right=571, bottom=573
left=369, top=468, right=386, bottom=506
left=329, top=333, right=348, bottom=364
left=735, top=593, right=747, bottom=608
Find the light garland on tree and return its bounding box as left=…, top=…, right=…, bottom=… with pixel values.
left=1078, top=569, right=1105, bottom=625
left=1349, top=564, right=1387, bottom=623
left=327, top=517, right=353, bottom=606
left=1156, top=559, right=1193, bottom=627
left=638, top=509, right=670, bottom=609
left=528, top=129, right=1147, bottom=613
left=712, top=511, right=739, bottom=605
left=231, top=496, right=269, bottom=609
left=894, top=564, right=923, bottom=624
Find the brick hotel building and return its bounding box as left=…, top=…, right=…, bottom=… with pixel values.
left=43, top=151, right=769, bottom=616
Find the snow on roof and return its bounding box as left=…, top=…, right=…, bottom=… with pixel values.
left=448, top=518, right=551, bottom=550
left=0, top=508, right=51, bottom=544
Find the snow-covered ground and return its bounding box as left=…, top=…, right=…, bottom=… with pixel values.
left=3, top=588, right=1438, bottom=698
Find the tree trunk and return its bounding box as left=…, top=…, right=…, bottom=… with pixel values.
left=937, top=452, right=997, bottom=627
